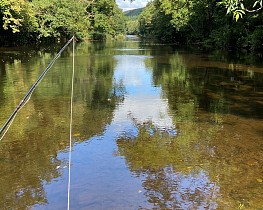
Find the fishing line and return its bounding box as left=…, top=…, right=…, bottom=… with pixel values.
left=67, top=36, right=75, bottom=210
left=0, top=36, right=74, bottom=140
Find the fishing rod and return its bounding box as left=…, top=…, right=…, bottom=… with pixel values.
left=0, top=36, right=74, bottom=138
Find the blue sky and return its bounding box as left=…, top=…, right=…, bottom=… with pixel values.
left=116, top=0, right=151, bottom=11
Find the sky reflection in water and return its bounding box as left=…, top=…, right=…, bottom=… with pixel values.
left=1, top=37, right=262, bottom=209
left=41, top=47, right=220, bottom=209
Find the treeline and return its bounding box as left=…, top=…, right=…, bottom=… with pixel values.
left=0, top=0, right=125, bottom=45
left=128, top=0, right=263, bottom=52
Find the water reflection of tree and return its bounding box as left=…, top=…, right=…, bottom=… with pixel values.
left=72, top=45, right=126, bottom=138
left=111, top=46, right=221, bottom=207
left=148, top=52, right=263, bottom=120
left=0, top=100, right=66, bottom=209
left=143, top=168, right=219, bottom=209
left=145, top=53, right=227, bottom=124
left=141, top=51, right=263, bottom=208
left=116, top=122, right=220, bottom=209
left=114, top=52, right=229, bottom=208
left=0, top=42, right=120, bottom=209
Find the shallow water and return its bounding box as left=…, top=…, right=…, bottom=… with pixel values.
left=0, top=37, right=262, bottom=209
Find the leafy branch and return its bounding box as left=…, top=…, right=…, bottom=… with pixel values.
left=218, top=0, right=263, bottom=21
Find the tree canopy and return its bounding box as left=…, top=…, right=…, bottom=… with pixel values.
left=130, top=0, right=263, bottom=51
left=0, top=0, right=126, bottom=44
left=1, top=0, right=263, bottom=51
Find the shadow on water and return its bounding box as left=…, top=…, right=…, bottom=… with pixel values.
left=0, top=37, right=262, bottom=209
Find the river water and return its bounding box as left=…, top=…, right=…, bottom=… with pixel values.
left=0, top=36, right=262, bottom=209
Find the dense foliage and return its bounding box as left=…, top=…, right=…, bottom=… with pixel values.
left=2, top=0, right=263, bottom=51
left=133, top=0, right=263, bottom=51
left=0, top=0, right=126, bottom=44
left=124, top=8, right=143, bottom=35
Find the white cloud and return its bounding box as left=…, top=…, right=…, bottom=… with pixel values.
left=116, top=0, right=151, bottom=11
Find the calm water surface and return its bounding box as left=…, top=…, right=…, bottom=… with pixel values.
left=0, top=37, right=262, bottom=209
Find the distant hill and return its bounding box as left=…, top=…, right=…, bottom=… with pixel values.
left=124, top=8, right=144, bottom=17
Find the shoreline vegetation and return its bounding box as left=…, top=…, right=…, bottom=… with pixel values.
left=1, top=0, right=263, bottom=53
left=0, top=0, right=125, bottom=46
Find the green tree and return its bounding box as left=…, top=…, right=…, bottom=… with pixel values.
left=0, top=0, right=36, bottom=33
left=138, top=1, right=156, bottom=37
left=87, top=0, right=125, bottom=39
left=138, top=0, right=187, bottom=42
left=159, top=0, right=193, bottom=30
left=32, top=0, right=90, bottom=40
left=0, top=0, right=126, bottom=44
left=126, top=19, right=139, bottom=34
